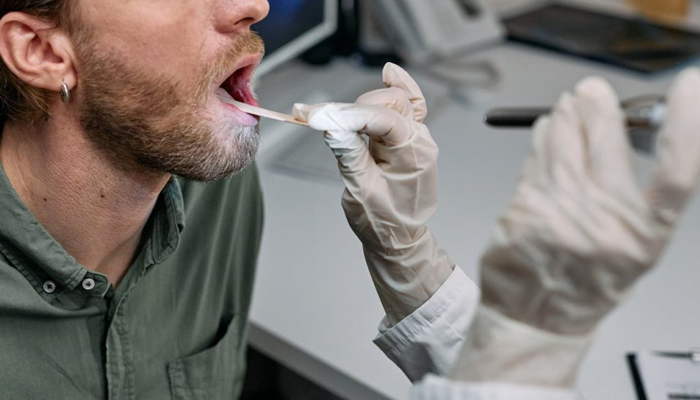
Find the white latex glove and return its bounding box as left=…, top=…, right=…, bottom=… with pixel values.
left=450, top=69, right=700, bottom=386
left=294, top=63, right=454, bottom=326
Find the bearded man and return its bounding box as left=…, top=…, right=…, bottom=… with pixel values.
left=0, top=1, right=269, bottom=398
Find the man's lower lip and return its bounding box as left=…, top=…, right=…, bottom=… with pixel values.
left=221, top=100, right=260, bottom=126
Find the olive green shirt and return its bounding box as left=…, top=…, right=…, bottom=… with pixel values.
left=0, top=158, right=265, bottom=399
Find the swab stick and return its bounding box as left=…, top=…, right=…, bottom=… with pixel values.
left=226, top=99, right=309, bottom=127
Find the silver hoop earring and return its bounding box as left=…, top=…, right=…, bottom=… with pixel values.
left=60, top=82, right=70, bottom=104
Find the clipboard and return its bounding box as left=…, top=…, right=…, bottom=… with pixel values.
left=628, top=349, right=700, bottom=400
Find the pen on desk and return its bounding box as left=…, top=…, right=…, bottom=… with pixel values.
left=484, top=95, right=667, bottom=130
left=654, top=349, right=700, bottom=363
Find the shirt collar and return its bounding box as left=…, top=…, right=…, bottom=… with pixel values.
left=145, top=178, right=185, bottom=266
left=0, top=158, right=185, bottom=294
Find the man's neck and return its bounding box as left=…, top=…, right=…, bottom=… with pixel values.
left=0, top=116, right=170, bottom=287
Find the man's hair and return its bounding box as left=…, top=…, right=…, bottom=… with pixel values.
left=0, top=0, right=74, bottom=124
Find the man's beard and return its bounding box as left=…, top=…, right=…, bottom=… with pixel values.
left=76, top=32, right=264, bottom=182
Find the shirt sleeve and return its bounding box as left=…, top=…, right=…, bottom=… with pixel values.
left=373, top=267, right=480, bottom=382
left=409, top=375, right=578, bottom=400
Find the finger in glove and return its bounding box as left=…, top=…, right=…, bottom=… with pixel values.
left=383, top=63, right=428, bottom=123
left=647, top=68, right=700, bottom=224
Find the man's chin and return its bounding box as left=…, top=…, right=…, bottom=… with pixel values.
left=168, top=126, right=260, bottom=182
left=169, top=155, right=257, bottom=182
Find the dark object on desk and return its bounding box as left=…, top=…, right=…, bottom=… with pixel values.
left=484, top=95, right=666, bottom=153
left=627, top=354, right=649, bottom=400
left=485, top=95, right=666, bottom=129
left=484, top=107, right=549, bottom=128
left=627, top=350, right=700, bottom=400
left=504, top=3, right=700, bottom=74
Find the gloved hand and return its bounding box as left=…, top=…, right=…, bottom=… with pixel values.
left=294, top=63, right=454, bottom=326
left=450, top=69, right=700, bottom=386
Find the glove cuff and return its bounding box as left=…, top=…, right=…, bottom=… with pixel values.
left=449, top=306, right=594, bottom=387
left=364, top=229, right=455, bottom=325
left=411, top=375, right=578, bottom=400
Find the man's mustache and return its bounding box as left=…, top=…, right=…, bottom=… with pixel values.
left=205, top=31, right=265, bottom=88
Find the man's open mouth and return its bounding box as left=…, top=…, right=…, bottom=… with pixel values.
left=217, top=58, right=259, bottom=108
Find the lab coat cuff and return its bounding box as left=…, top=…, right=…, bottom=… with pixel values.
left=373, top=267, right=481, bottom=381
left=410, top=375, right=578, bottom=400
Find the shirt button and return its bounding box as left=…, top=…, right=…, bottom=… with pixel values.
left=82, top=278, right=96, bottom=291
left=43, top=280, right=56, bottom=294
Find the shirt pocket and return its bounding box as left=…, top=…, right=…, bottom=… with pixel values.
left=168, top=316, right=245, bottom=400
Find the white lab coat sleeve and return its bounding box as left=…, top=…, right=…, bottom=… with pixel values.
left=409, top=376, right=578, bottom=400
left=373, top=267, right=480, bottom=382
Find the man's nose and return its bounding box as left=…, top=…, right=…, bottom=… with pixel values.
left=215, top=0, right=270, bottom=34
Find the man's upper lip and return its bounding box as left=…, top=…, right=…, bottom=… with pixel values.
left=217, top=53, right=262, bottom=88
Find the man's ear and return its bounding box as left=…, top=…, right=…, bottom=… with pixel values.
left=0, top=12, right=77, bottom=93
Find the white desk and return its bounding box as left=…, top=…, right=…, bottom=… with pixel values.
left=247, top=40, right=700, bottom=400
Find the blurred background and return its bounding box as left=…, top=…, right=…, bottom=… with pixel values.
left=241, top=1, right=700, bottom=399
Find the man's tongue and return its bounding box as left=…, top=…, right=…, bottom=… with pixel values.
left=217, top=88, right=259, bottom=125
left=217, top=87, right=236, bottom=103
